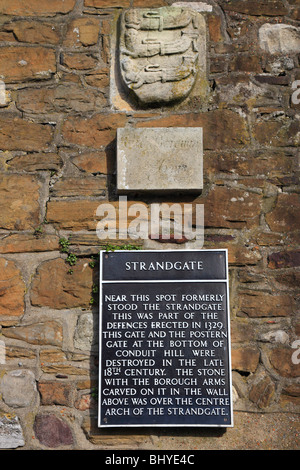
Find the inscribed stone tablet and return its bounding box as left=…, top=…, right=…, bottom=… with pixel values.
left=117, top=127, right=203, bottom=193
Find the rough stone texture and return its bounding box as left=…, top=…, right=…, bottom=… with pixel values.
left=0, top=412, right=24, bottom=449
left=0, top=46, right=56, bottom=82
left=33, top=414, right=73, bottom=448
left=259, top=24, right=300, bottom=55
left=0, top=258, right=25, bottom=321
left=117, top=127, right=203, bottom=192
left=0, top=369, right=37, bottom=407
left=0, top=116, right=53, bottom=151
left=31, top=258, right=94, bottom=309
left=0, top=0, right=299, bottom=451
left=0, top=0, right=76, bottom=16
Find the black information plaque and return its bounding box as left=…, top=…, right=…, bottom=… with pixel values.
left=98, top=250, right=233, bottom=428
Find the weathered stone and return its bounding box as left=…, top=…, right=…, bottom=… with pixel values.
left=0, top=175, right=41, bottom=230
left=136, top=110, right=250, bottom=150
left=0, top=46, right=56, bottom=82
left=33, top=414, right=73, bottom=448
left=196, top=186, right=261, bottom=229
left=50, top=177, right=106, bottom=197
left=0, top=412, right=24, bottom=449
left=84, top=0, right=130, bottom=7
left=61, top=53, right=98, bottom=70
left=0, top=369, right=37, bottom=407
left=62, top=113, right=127, bottom=148
left=74, top=313, right=96, bottom=351
left=268, top=250, right=300, bottom=269
left=249, top=374, right=275, bottom=408
left=259, top=24, right=300, bottom=55
left=269, top=346, right=300, bottom=378
left=259, top=329, right=289, bottom=344
left=41, top=363, right=89, bottom=375
left=231, top=347, right=260, bottom=373
left=3, top=20, right=60, bottom=44
left=117, top=127, right=203, bottom=193
left=38, top=381, right=73, bottom=406
left=81, top=415, right=146, bottom=448
left=239, top=292, right=294, bottom=317
left=223, top=0, right=288, bottom=16
left=40, top=349, right=67, bottom=363
left=0, top=258, right=25, bottom=321
left=0, top=0, right=76, bottom=16
left=0, top=116, right=53, bottom=151
left=230, top=55, right=262, bottom=73
left=266, top=193, right=300, bottom=233
left=63, top=17, right=100, bottom=47
left=253, top=117, right=300, bottom=147
left=2, top=321, right=63, bottom=346
left=230, top=321, right=256, bottom=343
left=72, top=151, right=112, bottom=174
left=118, top=7, right=206, bottom=105
left=31, top=258, right=93, bottom=309
left=6, top=152, right=63, bottom=172
left=17, top=84, right=105, bottom=114
left=47, top=200, right=100, bottom=230
left=75, top=393, right=96, bottom=411
left=0, top=234, right=60, bottom=253
left=280, top=384, right=300, bottom=407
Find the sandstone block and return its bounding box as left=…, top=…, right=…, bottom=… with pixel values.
left=72, top=151, right=112, bottom=174
left=269, top=346, right=300, bottom=378
left=0, top=0, right=76, bottom=16
left=249, top=374, right=275, bottom=408
left=31, top=258, right=93, bottom=309
left=0, top=116, right=53, bottom=151
left=0, top=234, right=60, bottom=254
left=231, top=347, right=260, bottom=373
left=239, top=292, right=294, bottom=317
left=136, top=110, right=250, bottom=150
left=2, top=321, right=63, bottom=346
left=0, top=46, right=56, bottom=82
left=63, top=17, right=100, bottom=47
left=266, top=193, right=300, bottom=233
left=196, top=186, right=261, bottom=229
left=38, top=381, right=73, bottom=406
left=84, top=0, right=130, bottom=6
left=0, top=175, right=41, bottom=230
left=223, top=0, right=288, bottom=16
left=50, top=177, right=106, bottom=198
left=18, top=84, right=107, bottom=114
left=6, top=152, right=62, bottom=172
left=4, top=20, right=60, bottom=44
left=0, top=258, right=25, bottom=321
left=47, top=200, right=100, bottom=230
left=62, top=113, right=127, bottom=148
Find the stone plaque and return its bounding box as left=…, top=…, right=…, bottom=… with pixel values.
left=98, top=250, right=233, bottom=428
left=118, top=7, right=205, bottom=105
left=117, top=127, right=203, bottom=193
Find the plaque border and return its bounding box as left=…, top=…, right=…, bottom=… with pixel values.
left=98, top=249, right=233, bottom=428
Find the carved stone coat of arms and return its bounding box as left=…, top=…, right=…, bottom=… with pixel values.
left=119, top=7, right=205, bottom=105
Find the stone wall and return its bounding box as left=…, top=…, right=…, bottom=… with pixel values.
left=0, top=0, right=299, bottom=450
